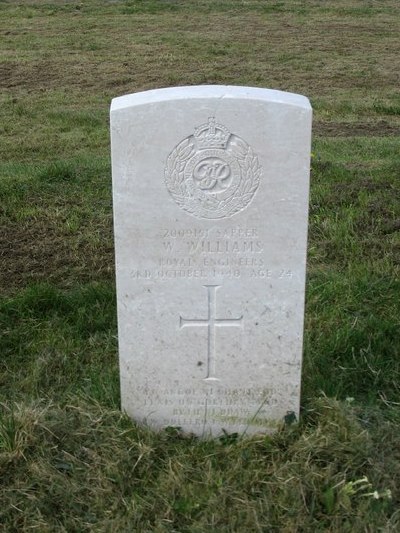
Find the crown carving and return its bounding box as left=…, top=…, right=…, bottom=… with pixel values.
left=194, top=117, right=230, bottom=149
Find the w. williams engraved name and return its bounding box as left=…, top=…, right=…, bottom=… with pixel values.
left=165, top=117, right=261, bottom=219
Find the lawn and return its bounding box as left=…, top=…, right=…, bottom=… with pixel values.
left=0, top=0, right=399, bottom=530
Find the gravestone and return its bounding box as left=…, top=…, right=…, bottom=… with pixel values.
left=111, top=85, right=312, bottom=437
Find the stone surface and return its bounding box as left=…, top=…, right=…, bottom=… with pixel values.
left=111, top=85, right=312, bottom=437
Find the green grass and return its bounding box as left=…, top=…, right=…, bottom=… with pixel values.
left=0, top=398, right=399, bottom=531
left=0, top=283, right=118, bottom=406
left=0, top=0, right=399, bottom=530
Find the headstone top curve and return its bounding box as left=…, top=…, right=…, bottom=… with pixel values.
left=110, top=85, right=311, bottom=113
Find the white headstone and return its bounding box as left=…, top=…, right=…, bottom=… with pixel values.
left=111, top=85, right=312, bottom=437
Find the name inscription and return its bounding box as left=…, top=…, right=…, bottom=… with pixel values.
left=130, top=226, right=294, bottom=281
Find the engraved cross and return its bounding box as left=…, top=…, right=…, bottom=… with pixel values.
left=179, top=285, right=243, bottom=381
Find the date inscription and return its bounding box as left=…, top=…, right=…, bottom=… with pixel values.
left=130, top=225, right=295, bottom=281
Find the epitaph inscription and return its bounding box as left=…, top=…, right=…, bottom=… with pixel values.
left=165, top=117, right=261, bottom=219
left=180, top=285, right=243, bottom=381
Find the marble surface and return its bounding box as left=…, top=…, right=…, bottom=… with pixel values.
left=111, top=85, right=312, bottom=437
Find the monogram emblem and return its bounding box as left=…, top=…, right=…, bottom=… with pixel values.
left=165, top=117, right=261, bottom=219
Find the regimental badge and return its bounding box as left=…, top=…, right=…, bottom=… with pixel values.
left=165, top=117, right=261, bottom=219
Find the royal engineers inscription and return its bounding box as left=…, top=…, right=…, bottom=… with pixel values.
left=111, top=86, right=312, bottom=437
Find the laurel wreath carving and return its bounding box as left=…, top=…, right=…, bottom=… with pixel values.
left=165, top=138, right=195, bottom=207
left=165, top=135, right=261, bottom=219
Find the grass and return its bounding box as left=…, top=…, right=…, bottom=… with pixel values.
left=1, top=399, right=399, bottom=531
left=0, top=0, right=399, bottom=530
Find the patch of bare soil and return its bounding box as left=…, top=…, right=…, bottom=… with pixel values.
left=328, top=178, right=400, bottom=203
left=1, top=7, right=399, bottom=97
left=0, top=219, right=114, bottom=295
left=0, top=59, right=105, bottom=91
left=313, top=121, right=400, bottom=137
